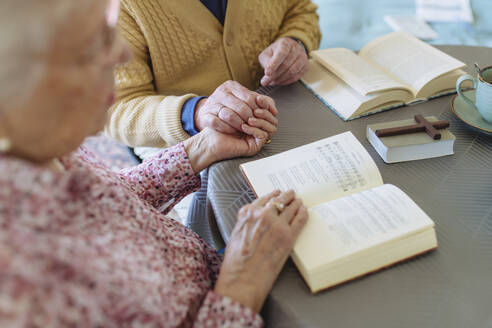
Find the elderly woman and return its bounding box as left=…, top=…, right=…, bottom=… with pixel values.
left=106, top=0, right=321, bottom=152
left=0, top=1, right=308, bottom=327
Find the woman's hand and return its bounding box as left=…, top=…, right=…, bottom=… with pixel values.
left=214, top=190, right=308, bottom=312
left=194, top=80, right=278, bottom=136
left=183, top=125, right=275, bottom=173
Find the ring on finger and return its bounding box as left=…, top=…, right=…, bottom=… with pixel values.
left=269, top=201, right=285, bottom=214
left=217, top=104, right=227, bottom=117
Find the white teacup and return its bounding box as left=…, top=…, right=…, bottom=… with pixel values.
left=456, top=66, right=492, bottom=123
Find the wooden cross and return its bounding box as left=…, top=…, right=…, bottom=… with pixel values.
left=375, top=115, right=450, bottom=140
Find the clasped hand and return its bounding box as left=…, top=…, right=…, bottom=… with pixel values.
left=194, top=80, right=278, bottom=139
left=185, top=80, right=279, bottom=172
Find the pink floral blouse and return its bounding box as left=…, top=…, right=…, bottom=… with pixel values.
left=0, top=144, right=263, bottom=327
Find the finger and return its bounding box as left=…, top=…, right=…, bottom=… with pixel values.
left=256, top=95, right=278, bottom=116
left=217, top=106, right=245, bottom=132
left=264, top=40, right=291, bottom=76
left=290, top=205, right=309, bottom=236
left=279, top=62, right=310, bottom=86
left=280, top=198, right=303, bottom=224
left=267, top=47, right=297, bottom=81
left=254, top=108, right=278, bottom=127
left=258, top=46, right=273, bottom=69
left=241, top=124, right=269, bottom=140
left=250, top=136, right=267, bottom=154
left=253, top=189, right=282, bottom=207
left=275, top=51, right=306, bottom=83
left=226, top=82, right=258, bottom=114
left=271, top=53, right=305, bottom=86
left=220, top=93, right=254, bottom=122
left=248, top=117, right=277, bottom=134
left=267, top=190, right=296, bottom=209
left=261, top=74, right=273, bottom=87
left=206, top=114, right=237, bottom=134
left=290, top=54, right=309, bottom=78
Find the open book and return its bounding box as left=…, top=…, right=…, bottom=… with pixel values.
left=302, top=32, right=466, bottom=121
left=240, top=132, right=438, bottom=293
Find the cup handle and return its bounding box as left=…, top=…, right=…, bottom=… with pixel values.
left=456, top=74, right=478, bottom=109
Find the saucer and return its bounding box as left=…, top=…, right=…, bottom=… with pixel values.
left=451, top=90, right=492, bottom=135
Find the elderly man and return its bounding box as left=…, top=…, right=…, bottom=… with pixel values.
left=106, top=0, right=321, bottom=151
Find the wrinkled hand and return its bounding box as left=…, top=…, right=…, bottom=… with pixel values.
left=214, top=190, right=308, bottom=312
left=194, top=80, right=278, bottom=137
left=259, top=37, right=309, bottom=87
left=183, top=127, right=272, bottom=173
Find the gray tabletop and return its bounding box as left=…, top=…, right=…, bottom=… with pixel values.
left=206, top=46, right=492, bottom=328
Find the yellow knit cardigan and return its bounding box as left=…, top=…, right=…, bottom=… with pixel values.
left=106, top=0, right=321, bottom=148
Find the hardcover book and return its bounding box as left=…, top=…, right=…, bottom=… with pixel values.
left=301, top=32, right=466, bottom=121
left=367, top=116, right=456, bottom=163
left=240, top=132, right=438, bottom=293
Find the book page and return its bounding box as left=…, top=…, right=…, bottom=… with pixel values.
left=240, top=132, right=383, bottom=207
left=311, top=48, right=410, bottom=96
left=359, top=32, right=466, bottom=95
left=301, top=60, right=413, bottom=119
left=294, top=184, right=435, bottom=270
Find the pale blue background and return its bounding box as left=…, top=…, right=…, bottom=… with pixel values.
left=312, top=0, right=492, bottom=50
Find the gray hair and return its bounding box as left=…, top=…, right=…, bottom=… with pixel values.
left=0, top=0, right=95, bottom=109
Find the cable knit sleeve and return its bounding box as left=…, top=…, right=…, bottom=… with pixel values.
left=193, top=291, right=264, bottom=328
left=118, top=143, right=201, bottom=214
left=105, top=1, right=195, bottom=148
left=276, top=0, right=321, bottom=53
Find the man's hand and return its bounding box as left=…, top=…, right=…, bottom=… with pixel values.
left=194, top=80, right=278, bottom=137
left=259, top=37, right=309, bottom=87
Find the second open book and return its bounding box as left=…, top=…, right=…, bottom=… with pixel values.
left=302, top=32, right=466, bottom=120
left=240, top=132, right=437, bottom=293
